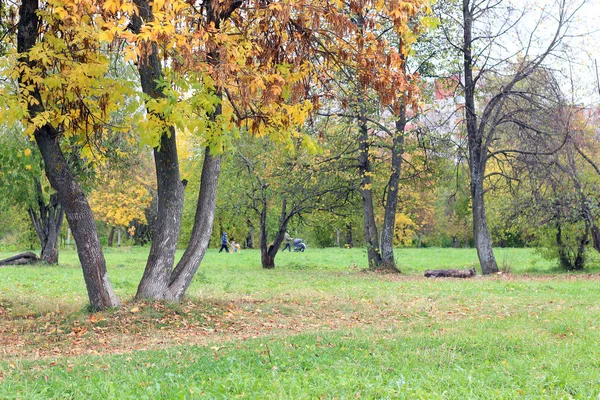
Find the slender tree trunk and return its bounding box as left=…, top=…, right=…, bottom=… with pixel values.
left=358, top=102, right=382, bottom=269
left=259, top=188, right=273, bottom=269
left=166, top=148, right=222, bottom=301
left=380, top=109, right=405, bottom=272
left=345, top=223, right=353, bottom=248
left=470, top=169, right=498, bottom=274
left=67, top=227, right=71, bottom=246
left=246, top=218, right=255, bottom=249
left=556, top=223, right=571, bottom=270
left=107, top=227, right=115, bottom=247
left=17, top=0, right=118, bottom=310
left=463, top=0, right=497, bottom=275
left=132, top=0, right=185, bottom=300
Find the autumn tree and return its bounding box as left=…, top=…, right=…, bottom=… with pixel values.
left=103, top=0, right=322, bottom=299
left=3, top=0, right=135, bottom=308
left=309, top=0, right=431, bottom=270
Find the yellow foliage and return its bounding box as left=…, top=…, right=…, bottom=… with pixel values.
left=89, top=169, right=154, bottom=230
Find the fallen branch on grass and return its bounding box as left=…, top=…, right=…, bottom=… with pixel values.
left=424, top=268, right=476, bottom=278
left=0, top=252, right=40, bottom=266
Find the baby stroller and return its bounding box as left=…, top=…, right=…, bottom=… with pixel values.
left=293, top=238, right=306, bottom=252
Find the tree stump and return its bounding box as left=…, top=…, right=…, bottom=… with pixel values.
left=0, top=252, right=40, bottom=266
left=424, top=268, right=476, bottom=278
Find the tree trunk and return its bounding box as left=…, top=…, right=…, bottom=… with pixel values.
left=260, top=197, right=290, bottom=269
left=108, top=227, right=115, bottom=247
left=463, top=0, right=497, bottom=275
left=166, top=148, right=222, bottom=301
left=592, top=224, right=600, bottom=254
left=0, top=252, right=40, bottom=266
left=259, top=189, right=273, bottom=269
left=245, top=219, right=255, bottom=249
left=556, top=223, right=571, bottom=270
left=380, top=108, right=406, bottom=272
left=358, top=101, right=382, bottom=270
left=28, top=178, right=63, bottom=264
left=132, top=0, right=185, bottom=300
left=470, top=172, right=498, bottom=274
left=17, top=0, right=119, bottom=310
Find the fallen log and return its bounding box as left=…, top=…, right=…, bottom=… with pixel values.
left=424, top=268, right=476, bottom=278
left=0, top=252, right=40, bottom=266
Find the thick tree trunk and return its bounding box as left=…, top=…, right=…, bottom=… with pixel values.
left=166, top=149, right=222, bottom=301
left=17, top=0, right=118, bottom=310
left=463, top=0, right=497, bottom=275
left=358, top=103, right=382, bottom=269
left=380, top=113, right=405, bottom=272
left=28, top=178, right=63, bottom=264
left=132, top=0, right=185, bottom=300
left=34, top=129, right=120, bottom=309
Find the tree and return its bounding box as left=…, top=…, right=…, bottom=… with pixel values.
left=436, top=0, right=583, bottom=274
left=10, top=0, right=122, bottom=309
left=230, top=129, right=350, bottom=268
left=311, top=0, right=431, bottom=270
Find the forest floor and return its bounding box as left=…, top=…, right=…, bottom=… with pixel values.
left=1, top=247, right=600, bottom=398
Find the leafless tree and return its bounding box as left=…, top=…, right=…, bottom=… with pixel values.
left=436, top=0, right=586, bottom=274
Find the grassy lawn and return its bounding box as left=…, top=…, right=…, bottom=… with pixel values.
left=1, top=247, right=600, bottom=398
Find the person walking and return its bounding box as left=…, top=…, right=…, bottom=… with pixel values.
left=282, top=231, right=292, bottom=252
left=219, top=232, right=230, bottom=253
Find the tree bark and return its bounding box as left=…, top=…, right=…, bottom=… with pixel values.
left=463, top=0, right=498, bottom=275
left=380, top=108, right=405, bottom=272
left=358, top=101, right=382, bottom=269
left=17, top=0, right=119, bottom=310
left=166, top=148, right=222, bottom=301
left=132, top=0, right=185, bottom=300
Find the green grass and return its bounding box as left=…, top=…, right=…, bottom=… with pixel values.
left=2, top=246, right=600, bottom=398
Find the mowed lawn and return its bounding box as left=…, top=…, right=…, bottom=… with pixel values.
left=1, top=247, right=600, bottom=398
